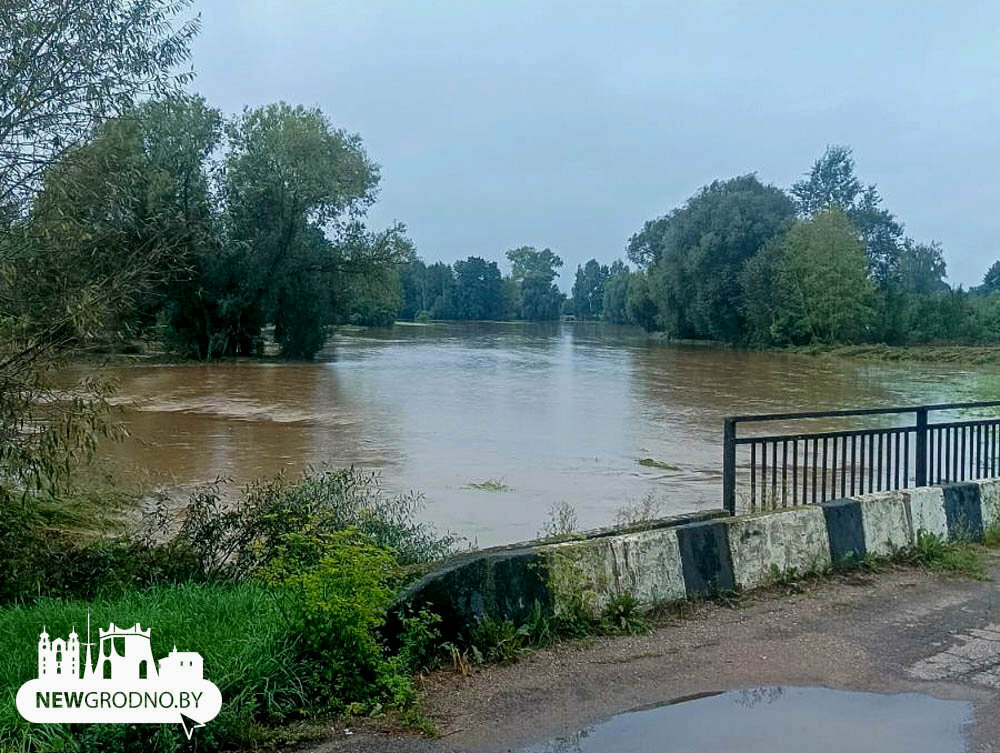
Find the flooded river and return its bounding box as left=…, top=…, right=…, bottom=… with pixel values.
left=102, top=322, right=996, bottom=546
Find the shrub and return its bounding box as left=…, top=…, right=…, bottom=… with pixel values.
left=169, top=467, right=458, bottom=581
left=255, top=529, right=413, bottom=714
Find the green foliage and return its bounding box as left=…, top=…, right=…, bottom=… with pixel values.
left=983, top=261, right=1000, bottom=294
left=0, top=584, right=311, bottom=753
left=0, top=0, right=200, bottom=508
left=395, top=609, right=444, bottom=674
left=167, top=468, right=458, bottom=581
left=256, top=530, right=408, bottom=713
left=626, top=270, right=659, bottom=331
left=467, top=618, right=526, bottom=664
left=791, top=145, right=904, bottom=286
left=599, top=592, right=648, bottom=635
left=631, top=174, right=795, bottom=340
left=742, top=209, right=876, bottom=345
left=507, top=246, right=566, bottom=321
left=0, top=0, right=198, bottom=210
left=452, top=257, right=504, bottom=320
left=571, top=259, right=609, bottom=320
left=898, top=240, right=948, bottom=294
left=903, top=530, right=987, bottom=580
left=0, top=468, right=457, bottom=606
left=602, top=260, right=632, bottom=324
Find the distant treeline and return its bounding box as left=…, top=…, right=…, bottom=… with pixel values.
left=401, top=146, right=1000, bottom=349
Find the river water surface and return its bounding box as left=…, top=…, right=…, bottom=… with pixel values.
left=102, top=322, right=997, bottom=546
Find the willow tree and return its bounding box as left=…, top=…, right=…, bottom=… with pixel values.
left=0, top=0, right=197, bottom=501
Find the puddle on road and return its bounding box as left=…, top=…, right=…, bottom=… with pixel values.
left=519, top=687, right=972, bottom=753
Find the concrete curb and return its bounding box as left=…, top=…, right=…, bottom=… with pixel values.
left=394, top=479, right=1000, bottom=637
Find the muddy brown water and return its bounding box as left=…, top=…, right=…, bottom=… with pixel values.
left=99, top=322, right=998, bottom=546
left=516, top=686, right=972, bottom=753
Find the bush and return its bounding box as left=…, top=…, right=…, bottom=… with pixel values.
left=168, top=468, right=458, bottom=581
left=255, top=529, right=414, bottom=714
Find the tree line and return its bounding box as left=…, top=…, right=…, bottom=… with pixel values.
left=607, top=147, right=1000, bottom=346
left=392, top=145, right=1000, bottom=346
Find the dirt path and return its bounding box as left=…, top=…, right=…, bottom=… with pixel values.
left=308, top=556, right=1000, bottom=753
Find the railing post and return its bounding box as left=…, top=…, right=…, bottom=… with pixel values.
left=723, top=418, right=736, bottom=515
left=915, top=407, right=928, bottom=487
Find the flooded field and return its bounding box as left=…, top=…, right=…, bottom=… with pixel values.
left=101, top=322, right=997, bottom=546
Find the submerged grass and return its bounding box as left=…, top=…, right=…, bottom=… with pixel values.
left=789, top=343, right=1000, bottom=366
left=637, top=458, right=681, bottom=471
left=466, top=478, right=511, bottom=492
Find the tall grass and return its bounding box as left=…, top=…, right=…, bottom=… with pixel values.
left=0, top=584, right=305, bottom=753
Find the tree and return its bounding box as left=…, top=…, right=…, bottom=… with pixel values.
left=398, top=260, right=428, bottom=320
left=452, top=257, right=503, bottom=320
left=506, top=246, right=565, bottom=321
left=0, top=0, right=197, bottom=502
left=983, top=261, right=1000, bottom=294
left=334, top=226, right=411, bottom=329
left=0, top=0, right=199, bottom=212
left=571, top=259, right=609, bottom=320
left=791, top=146, right=904, bottom=286
left=626, top=272, right=658, bottom=331
left=742, top=209, right=875, bottom=345
left=898, top=240, right=948, bottom=294
left=602, top=261, right=632, bottom=324
left=426, top=262, right=456, bottom=319
left=163, top=103, right=388, bottom=359
left=634, top=174, right=795, bottom=341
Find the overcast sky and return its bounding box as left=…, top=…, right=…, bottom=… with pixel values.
left=190, top=0, right=1000, bottom=289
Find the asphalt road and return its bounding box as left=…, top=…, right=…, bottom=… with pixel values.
left=306, top=555, right=1000, bottom=753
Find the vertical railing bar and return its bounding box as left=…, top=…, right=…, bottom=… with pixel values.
left=850, top=435, right=857, bottom=496
left=771, top=441, right=778, bottom=509
left=782, top=440, right=788, bottom=507
left=954, top=425, right=960, bottom=481
left=961, top=424, right=967, bottom=481
left=792, top=439, right=798, bottom=506
left=937, top=426, right=943, bottom=484
left=812, top=437, right=818, bottom=504
left=990, top=423, right=1000, bottom=476
left=903, top=430, right=910, bottom=488
left=975, top=423, right=981, bottom=478
left=823, top=437, right=829, bottom=501
left=840, top=435, right=847, bottom=497
left=876, top=431, right=883, bottom=491
left=866, top=433, right=873, bottom=492
left=750, top=441, right=756, bottom=511
left=894, top=431, right=901, bottom=489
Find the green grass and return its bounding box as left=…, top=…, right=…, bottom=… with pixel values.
left=897, top=531, right=988, bottom=580
left=466, top=478, right=511, bottom=492
left=789, top=342, right=1000, bottom=366
left=0, top=583, right=313, bottom=753
left=637, top=458, right=681, bottom=471
left=983, top=521, right=1000, bottom=549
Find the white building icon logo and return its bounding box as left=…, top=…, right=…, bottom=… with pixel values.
left=17, top=614, right=222, bottom=739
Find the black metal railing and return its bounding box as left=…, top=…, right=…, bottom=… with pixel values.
left=722, top=401, right=1000, bottom=514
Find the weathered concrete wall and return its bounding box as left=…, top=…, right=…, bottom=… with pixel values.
left=904, top=487, right=948, bottom=540
left=725, top=506, right=831, bottom=590
left=980, top=479, right=1000, bottom=530
left=394, top=479, right=1000, bottom=638
left=853, top=490, right=912, bottom=556
left=545, top=527, right=686, bottom=619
